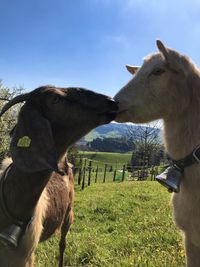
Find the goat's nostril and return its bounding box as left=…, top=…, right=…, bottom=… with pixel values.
left=107, top=98, right=115, bottom=103
left=107, top=99, right=118, bottom=111
left=107, top=98, right=117, bottom=105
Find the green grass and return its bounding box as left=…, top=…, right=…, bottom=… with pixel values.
left=76, top=151, right=132, bottom=185
left=36, top=181, right=185, bottom=267
left=79, top=151, right=132, bottom=169
left=75, top=168, right=129, bottom=186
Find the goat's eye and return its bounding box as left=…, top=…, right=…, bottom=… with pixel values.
left=151, top=68, right=165, bottom=76
left=52, top=96, right=61, bottom=104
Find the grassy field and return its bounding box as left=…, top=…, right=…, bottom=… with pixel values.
left=36, top=181, right=185, bottom=267
left=75, top=151, right=161, bottom=186
left=79, top=151, right=132, bottom=168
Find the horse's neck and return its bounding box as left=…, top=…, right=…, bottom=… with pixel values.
left=164, top=105, right=200, bottom=160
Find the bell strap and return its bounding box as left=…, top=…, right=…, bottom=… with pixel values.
left=0, top=164, right=24, bottom=227
left=171, top=145, right=200, bottom=171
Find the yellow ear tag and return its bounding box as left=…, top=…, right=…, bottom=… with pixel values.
left=17, top=136, right=32, bottom=147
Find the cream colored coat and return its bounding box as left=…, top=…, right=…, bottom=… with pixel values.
left=114, top=40, right=200, bottom=267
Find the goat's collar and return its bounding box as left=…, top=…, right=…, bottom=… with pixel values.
left=156, top=145, right=200, bottom=193
left=0, top=164, right=26, bottom=227
left=171, top=145, right=200, bottom=171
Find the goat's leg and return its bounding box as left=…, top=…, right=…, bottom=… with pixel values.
left=25, top=253, right=35, bottom=267
left=59, top=209, right=74, bottom=267
left=185, top=235, right=200, bottom=267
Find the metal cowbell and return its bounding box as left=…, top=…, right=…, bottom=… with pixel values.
left=156, top=166, right=182, bottom=193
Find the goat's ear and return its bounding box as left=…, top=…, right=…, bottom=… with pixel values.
left=10, top=105, right=58, bottom=173
left=125, top=65, right=139, bottom=75
left=157, top=40, right=186, bottom=74
left=156, top=40, right=169, bottom=60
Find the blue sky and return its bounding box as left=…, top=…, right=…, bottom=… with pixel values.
left=1, top=0, right=200, bottom=97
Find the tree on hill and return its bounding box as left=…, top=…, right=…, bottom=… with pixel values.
left=128, top=121, right=164, bottom=167
left=67, top=145, right=81, bottom=169
left=0, top=81, right=24, bottom=161
left=87, top=137, right=134, bottom=152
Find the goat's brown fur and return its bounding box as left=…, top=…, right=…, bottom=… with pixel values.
left=0, top=86, right=117, bottom=267
left=0, top=157, right=74, bottom=267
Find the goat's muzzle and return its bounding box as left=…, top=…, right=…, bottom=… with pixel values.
left=101, top=98, right=118, bottom=122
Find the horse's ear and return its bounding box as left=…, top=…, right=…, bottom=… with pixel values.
left=156, top=40, right=169, bottom=60
left=10, top=105, right=58, bottom=173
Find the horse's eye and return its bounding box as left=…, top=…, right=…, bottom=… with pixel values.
left=151, top=68, right=165, bottom=76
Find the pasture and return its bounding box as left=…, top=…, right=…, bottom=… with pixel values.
left=76, top=152, right=160, bottom=187
left=79, top=151, right=132, bottom=167
left=36, top=181, right=185, bottom=267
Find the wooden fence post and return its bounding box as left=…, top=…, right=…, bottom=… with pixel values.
left=154, top=166, right=158, bottom=180
left=95, top=166, right=98, bottom=183
left=78, top=158, right=83, bottom=185
left=138, top=170, right=141, bottom=181
left=113, top=169, right=116, bottom=182
left=88, top=160, right=92, bottom=186
left=122, top=164, right=126, bottom=181
left=150, top=167, right=154, bottom=181
left=81, top=159, right=87, bottom=190
left=103, top=164, right=107, bottom=183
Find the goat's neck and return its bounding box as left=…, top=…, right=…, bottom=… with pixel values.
left=3, top=126, right=83, bottom=222
left=164, top=103, right=200, bottom=191
left=164, top=112, right=200, bottom=160
left=3, top=130, right=70, bottom=222
left=164, top=72, right=200, bottom=160
left=3, top=128, right=72, bottom=222
left=3, top=124, right=89, bottom=222
left=4, top=167, right=51, bottom=222
left=52, top=123, right=90, bottom=157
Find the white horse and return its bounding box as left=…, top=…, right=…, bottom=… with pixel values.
left=114, top=40, right=200, bottom=267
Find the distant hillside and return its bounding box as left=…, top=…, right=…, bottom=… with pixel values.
left=81, top=123, right=132, bottom=143
left=79, top=123, right=161, bottom=143
left=77, top=122, right=162, bottom=152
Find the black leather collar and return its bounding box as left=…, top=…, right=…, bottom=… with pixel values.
left=0, top=164, right=25, bottom=227
left=171, top=145, right=200, bottom=172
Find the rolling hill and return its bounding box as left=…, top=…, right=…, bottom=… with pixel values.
left=82, top=123, right=135, bottom=143
left=79, top=122, right=160, bottom=143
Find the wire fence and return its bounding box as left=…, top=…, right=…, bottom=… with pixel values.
left=74, top=157, right=160, bottom=190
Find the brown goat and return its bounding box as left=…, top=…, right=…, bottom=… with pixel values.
left=0, top=85, right=117, bottom=267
